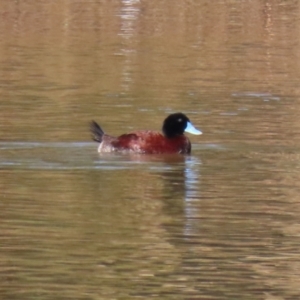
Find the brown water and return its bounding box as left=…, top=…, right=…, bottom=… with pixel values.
left=1, top=1, right=300, bottom=299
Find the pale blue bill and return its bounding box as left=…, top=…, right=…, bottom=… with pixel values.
left=185, top=122, right=202, bottom=135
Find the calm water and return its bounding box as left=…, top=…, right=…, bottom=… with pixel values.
left=1, top=1, right=300, bottom=299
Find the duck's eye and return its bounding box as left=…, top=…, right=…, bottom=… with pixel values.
left=178, top=118, right=182, bottom=122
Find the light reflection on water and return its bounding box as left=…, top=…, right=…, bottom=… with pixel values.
left=183, top=156, right=202, bottom=237
left=0, top=142, right=207, bottom=171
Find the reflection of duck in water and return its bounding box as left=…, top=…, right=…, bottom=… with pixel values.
left=91, top=113, right=202, bottom=154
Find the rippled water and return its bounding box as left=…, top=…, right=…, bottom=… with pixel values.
left=2, top=139, right=300, bottom=299
left=1, top=1, right=300, bottom=299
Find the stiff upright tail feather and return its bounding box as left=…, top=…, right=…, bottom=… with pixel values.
left=90, top=120, right=104, bottom=143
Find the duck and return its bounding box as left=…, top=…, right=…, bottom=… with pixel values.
left=90, top=112, right=202, bottom=154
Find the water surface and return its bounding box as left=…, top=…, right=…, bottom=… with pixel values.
left=1, top=1, right=300, bottom=299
